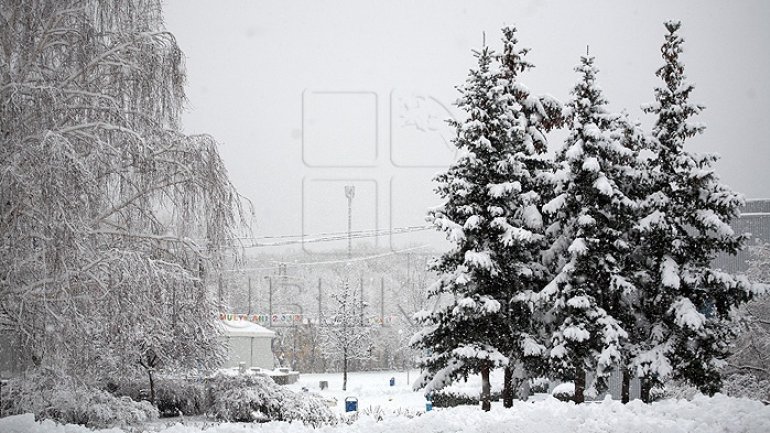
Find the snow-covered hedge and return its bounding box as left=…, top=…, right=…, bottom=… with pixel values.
left=206, top=372, right=336, bottom=425
left=1, top=371, right=158, bottom=428
left=431, top=390, right=501, bottom=408
left=109, top=377, right=207, bottom=417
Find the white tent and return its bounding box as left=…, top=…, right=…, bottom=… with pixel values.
left=220, top=320, right=276, bottom=370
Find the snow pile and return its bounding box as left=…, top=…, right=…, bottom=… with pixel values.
left=3, top=394, right=769, bottom=433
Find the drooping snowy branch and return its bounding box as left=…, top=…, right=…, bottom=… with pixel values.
left=0, top=0, right=252, bottom=381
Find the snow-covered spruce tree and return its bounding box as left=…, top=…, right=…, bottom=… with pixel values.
left=633, top=20, right=755, bottom=399
left=539, top=55, right=642, bottom=403
left=319, top=276, right=373, bottom=391
left=495, top=27, right=564, bottom=407
left=411, top=27, right=561, bottom=411
left=611, top=112, right=655, bottom=403
left=0, top=0, right=249, bottom=401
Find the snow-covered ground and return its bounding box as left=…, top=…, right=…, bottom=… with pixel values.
left=285, top=370, right=430, bottom=413
left=284, top=368, right=511, bottom=413
left=2, top=370, right=769, bottom=433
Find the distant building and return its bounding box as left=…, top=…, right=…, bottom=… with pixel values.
left=713, top=198, right=770, bottom=274
left=1, top=320, right=278, bottom=379
left=220, top=319, right=276, bottom=370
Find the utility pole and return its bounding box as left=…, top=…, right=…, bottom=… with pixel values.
left=317, top=277, right=323, bottom=325
left=247, top=277, right=252, bottom=315
left=344, top=185, right=355, bottom=259
left=266, top=276, right=273, bottom=327
left=359, top=275, right=365, bottom=326
left=380, top=277, right=385, bottom=326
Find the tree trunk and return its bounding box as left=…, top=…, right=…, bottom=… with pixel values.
left=640, top=378, right=651, bottom=403
left=573, top=369, right=585, bottom=404
left=502, top=365, right=514, bottom=408
left=147, top=368, right=155, bottom=405
left=481, top=362, right=491, bottom=411
left=342, top=347, right=348, bottom=391
left=520, top=376, right=530, bottom=401
left=621, top=369, right=631, bottom=404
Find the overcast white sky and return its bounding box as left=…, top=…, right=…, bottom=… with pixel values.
left=164, top=0, right=770, bottom=254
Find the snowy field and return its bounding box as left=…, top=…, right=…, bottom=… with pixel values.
left=285, top=370, right=430, bottom=413
left=2, top=370, right=770, bottom=433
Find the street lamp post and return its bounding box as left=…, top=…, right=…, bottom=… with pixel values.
left=263, top=276, right=272, bottom=327
left=344, top=185, right=355, bottom=259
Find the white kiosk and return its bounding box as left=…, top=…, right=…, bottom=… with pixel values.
left=221, top=319, right=276, bottom=370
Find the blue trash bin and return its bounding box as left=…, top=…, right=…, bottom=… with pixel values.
left=389, top=377, right=395, bottom=387
left=425, top=401, right=433, bottom=412
left=345, top=396, right=358, bottom=412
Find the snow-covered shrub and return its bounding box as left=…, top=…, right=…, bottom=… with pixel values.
left=109, top=377, right=207, bottom=417
left=663, top=373, right=770, bottom=402
left=552, top=382, right=575, bottom=402
left=280, top=390, right=338, bottom=425
left=359, top=405, right=423, bottom=421
left=155, top=379, right=207, bottom=417
left=1, top=371, right=158, bottom=428
left=658, top=381, right=699, bottom=401
left=360, top=405, right=386, bottom=421
left=206, top=372, right=335, bottom=425
left=529, top=377, right=550, bottom=394
left=432, top=390, right=501, bottom=408
left=722, top=373, right=770, bottom=401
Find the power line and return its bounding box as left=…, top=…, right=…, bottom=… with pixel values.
left=224, top=244, right=432, bottom=272
left=235, top=225, right=432, bottom=248
left=233, top=225, right=431, bottom=241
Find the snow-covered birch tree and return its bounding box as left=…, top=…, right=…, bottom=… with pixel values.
left=539, top=55, right=641, bottom=403
left=633, top=20, right=756, bottom=399
left=411, top=27, right=561, bottom=411
left=319, top=278, right=373, bottom=391
left=0, top=0, right=250, bottom=399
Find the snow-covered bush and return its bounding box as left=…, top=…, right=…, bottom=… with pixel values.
left=648, top=382, right=689, bottom=401
left=351, top=406, right=422, bottom=423
left=529, top=377, right=551, bottom=394
left=206, top=373, right=335, bottom=425
left=431, top=390, right=502, bottom=408
left=722, top=374, right=770, bottom=401
left=1, top=371, right=158, bottom=428
left=552, top=382, right=575, bottom=402
left=109, top=377, right=207, bottom=417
